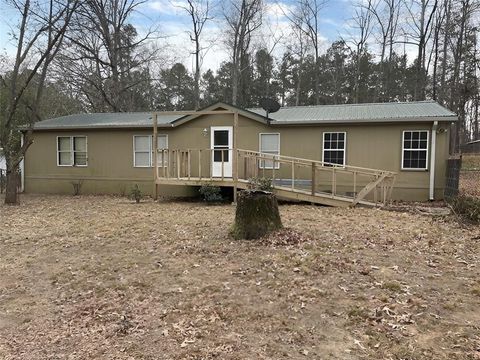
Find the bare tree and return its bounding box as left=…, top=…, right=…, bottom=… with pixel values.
left=402, top=0, right=438, bottom=101
left=448, top=0, right=480, bottom=152
left=0, top=0, right=78, bottom=204
left=58, top=0, right=158, bottom=112
left=365, top=0, right=402, bottom=100
left=438, top=0, right=452, bottom=104
left=348, top=0, right=375, bottom=103
left=177, top=0, right=213, bottom=109
left=223, top=0, right=263, bottom=106
left=285, top=0, right=328, bottom=105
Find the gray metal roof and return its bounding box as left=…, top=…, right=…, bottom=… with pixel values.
left=248, top=101, right=456, bottom=123
left=32, top=101, right=456, bottom=130
left=33, top=112, right=182, bottom=130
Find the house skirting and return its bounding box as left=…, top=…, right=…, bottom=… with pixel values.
left=25, top=175, right=445, bottom=202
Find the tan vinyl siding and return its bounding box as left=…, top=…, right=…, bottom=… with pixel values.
left=24, top=113, right=450, bottom=201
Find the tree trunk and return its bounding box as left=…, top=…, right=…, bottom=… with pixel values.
left=4, top=167, right=19, bottom=205
left=232, top=190, right=283, bottom=240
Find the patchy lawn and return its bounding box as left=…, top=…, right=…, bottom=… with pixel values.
left=0, top=195, right=479, bottom=359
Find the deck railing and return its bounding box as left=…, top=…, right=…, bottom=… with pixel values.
left=154, top=148, right=396, bottom=206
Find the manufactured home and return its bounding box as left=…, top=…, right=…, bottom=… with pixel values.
left=22, top=101, right=457, bottom=206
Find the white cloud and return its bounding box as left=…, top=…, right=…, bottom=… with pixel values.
left=148, top=0, right=189, bottom=15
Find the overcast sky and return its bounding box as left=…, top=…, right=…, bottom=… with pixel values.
left=0, top=0, right=393, bottom=73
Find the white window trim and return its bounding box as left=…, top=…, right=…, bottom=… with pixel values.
left=56, top=136, right=88, bottom=167
left=259, top=133, right=280, bottom=170
left=401, top=130, right=429, bottom=171
left=322, top=132, right=346, bottom=166
left=133, top=135, right=169, bottom=168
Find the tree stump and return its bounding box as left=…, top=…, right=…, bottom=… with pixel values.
left=232, top=190, right=283, bottom=240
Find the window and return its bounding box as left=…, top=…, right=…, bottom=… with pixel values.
left=57, top=136, right=87, bottom=166
left=133, top=135, right=168, bottom=167
left=323, top=132, right=346, bottom=165
left=402, top=130, right=428, bottom=170
left=259, top=133, right=280, bottom=169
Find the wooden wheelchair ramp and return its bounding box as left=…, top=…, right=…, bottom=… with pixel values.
left=153, top=148, right=396, bottom=207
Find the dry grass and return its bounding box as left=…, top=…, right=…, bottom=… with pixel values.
left=462, top=154, right=480, bottom=170
left=1, top=195, right=480, bottom=359
left=460, top=155, right=480, bottom=198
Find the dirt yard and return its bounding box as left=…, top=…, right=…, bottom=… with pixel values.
left=1, top=195, right=479, bottom=359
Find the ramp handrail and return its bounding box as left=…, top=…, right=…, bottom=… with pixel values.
left=154, top=148, right=396, bottom=207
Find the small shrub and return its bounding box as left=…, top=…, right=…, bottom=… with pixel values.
left=448, top=194, right=480, bottom=224
left=199, top=183, right=222, bottom=202
left=247, top=177, right=273, bottom=192
left=119, top=184, right=127, bottom=197
left=130, top=184, right=143, bottom=203
left=71, top=180, right=83, bottom=196
left=382, top=281, right=402, bottom=292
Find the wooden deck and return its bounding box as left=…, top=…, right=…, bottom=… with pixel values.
left=153, top=148, right=396, bottom=208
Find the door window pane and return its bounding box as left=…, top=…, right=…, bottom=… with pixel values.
left=214, top=149, right=229, bottom=162
left=214, top=130, right=229, bottom=146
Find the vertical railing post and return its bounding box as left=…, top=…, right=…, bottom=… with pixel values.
left=209, top=149, right=213, bottom=179
left=221, top=148, right=224, bottom=180
left=233, top=111, right=239, bottom=202
left=272, top=156, right=276, bottom=189
left=162, top=150, right=165, bottom=178
left=152, top=113, right=158, bottom=200
left=353, top=171, right=357, bottom=197
left=291, top=160, right=295, bottom=190
left=234, top=150, right=239, bottom=202
left=198, top=150, right=202, bottom=180
left=332, top=167, right=336, bottom=197
left=187, top=150, right=191, bottom=180
left=176, top=150, right=180, bottom=179
left=311, top=162, right=316, bottom=196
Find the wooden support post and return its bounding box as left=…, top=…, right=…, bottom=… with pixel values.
left=272, top=157, right=276, bottom=188
left=199, top=150, right=202, bottom=179
left=353, top=171, right=357, bottom=197
left=162, top=150, right=165, bottom=178
left=167, top=150, right=170, bottom=179
left=332, top=168, right=336, bottom=197
left=291, top=160, right=295, bottom=190
left=176, top=150, right=180, bottom=179
left=233, top=112, right=239, bottom=203
left=153, top=114, right=158, bottom=200
left=311, top=162, right=316, bottom=196
left=188, top=150, right=191, bottom=180
left=209, top=149, right=213, bottom=179
left=221, top=147, right=225, bottom=180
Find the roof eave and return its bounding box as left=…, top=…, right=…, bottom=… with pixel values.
left=31, top=123, right=176, bottom=131
left=271, top=116, right=457, bottom=125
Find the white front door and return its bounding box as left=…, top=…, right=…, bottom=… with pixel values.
left=211, top=126, right=233, bottom=177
